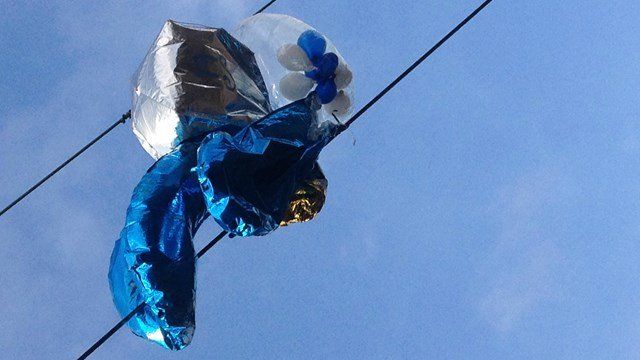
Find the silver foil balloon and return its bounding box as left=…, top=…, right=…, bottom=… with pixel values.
left=131, top=20, right=272, bottom=159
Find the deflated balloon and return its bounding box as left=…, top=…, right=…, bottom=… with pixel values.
left=111, top=14, right=351, bottom=351
left=197, top=94, right=340, bottom=236
left=109, top=141, right=207, bottom=350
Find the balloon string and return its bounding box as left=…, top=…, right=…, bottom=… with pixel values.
left=0, top=111, right=131, bottom=218
left=78, top=1, right=494, bottom=357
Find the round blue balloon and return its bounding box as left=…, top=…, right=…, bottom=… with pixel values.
left=316, top=79, right=337, bottom=104
left=297, top=30, right=327, bottom=66
left=305, top=68, right=321, bottom=82
left=318, top=53, right=339, bottom=79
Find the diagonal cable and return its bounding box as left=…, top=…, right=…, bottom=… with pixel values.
left=0, top=111, right=130, bottom=217
left=254, top=0, right=278, bottom=15
left=340, top=0, right=493, bottom=130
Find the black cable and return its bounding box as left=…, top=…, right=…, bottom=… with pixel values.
left=197, top=230, right=230, bottom=259
left=254, top=0, right=278, bottom=15
left=76, top=0, right=492, bottom=357
left=340, top=0, right=493, bottom=130
left=77, top=230, right=229, bottom=360
left=77, top=302, right=145, bottom=360
left=0, top=111, right=131, bottom=218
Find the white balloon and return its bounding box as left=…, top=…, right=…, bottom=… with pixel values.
left=279, top=72, right=315, bottom=101
left=277, top=44, right=314, bottom=72
left=324, top=91, right=352, bottom=117
left=334, top=61, right=353, bottom=90
left=234, top=14, right=355, bottom=122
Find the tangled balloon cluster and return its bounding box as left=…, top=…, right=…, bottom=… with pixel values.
left=277, top=30, right=353, bottom=116
left=111, top=16, right=354, bottom=351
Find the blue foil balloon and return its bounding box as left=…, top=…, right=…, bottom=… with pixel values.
left=297, top=30, right=327, bottom=65
left=109, top=94, right=339, bottom=350
left=109, top=142, right=208, bottom=350
left=197, top=94, right=340, bottom=236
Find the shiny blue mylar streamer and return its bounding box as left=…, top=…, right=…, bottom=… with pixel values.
left=109, top=93, right=340, bottom=350
left=197, top=94, right=340, bottom=237
left=109, top=142, right=208, bottom=350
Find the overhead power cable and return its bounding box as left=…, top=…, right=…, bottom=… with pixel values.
left=0, top=111, right=130, bottom=218
left=76, top=0, right=493, bottom=358
left=340, top=0, right=493, bottom=130
left=254, top=0, right=278, bottom=15
left=0, top=0, right=281, bottom=219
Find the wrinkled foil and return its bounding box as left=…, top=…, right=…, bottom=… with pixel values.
left=131, top=19, right=333, bottom=228
left=197, top=94, right=340, bottom=237
left=281, top=165, right=327, bottom=226
left=132, top=20, right=271, bottom=160
left=111, top=19, right=340, bottom=351
left=109, top=141, right=207, bottom=350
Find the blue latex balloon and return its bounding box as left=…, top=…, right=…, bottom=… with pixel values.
left=304, top=53, right=339, bottom=103
left=315, top=80, right=338, bottom=104
left=317, top=53, right=339, bottom=79
left=305, top=68, right=321, bottom=82
left=297, top=30, right=326, bottom=66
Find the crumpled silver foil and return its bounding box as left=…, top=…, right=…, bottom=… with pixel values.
left=131, top=20, right=272, bottom=159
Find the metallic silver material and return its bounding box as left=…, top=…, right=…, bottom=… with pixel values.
left=132, top=20, right=272, bottom=159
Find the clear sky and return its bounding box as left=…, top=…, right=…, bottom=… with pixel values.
left=1, top=0, right=639, bottom=359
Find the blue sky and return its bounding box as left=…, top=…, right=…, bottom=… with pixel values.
left=1, top=0, right=640, bottom=358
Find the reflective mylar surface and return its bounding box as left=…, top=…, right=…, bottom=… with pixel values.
left=280, top=165, right=328, bottom=226
left=112, top=16, right=347, bottom=351
left=110, top=96, right=335, bottom=350
left=132, top=20, right=271, bottom=159
left=197, top=94, right=340, bottom=237
left=109, top=141, right=207, bottom=350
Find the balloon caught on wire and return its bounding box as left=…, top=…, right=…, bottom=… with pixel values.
left=109, top=13, right=355, bottom=351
